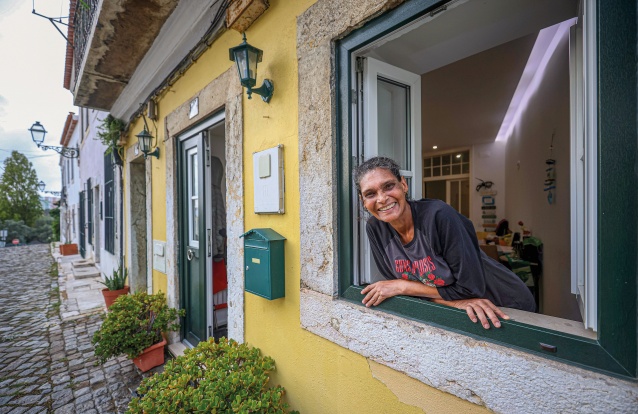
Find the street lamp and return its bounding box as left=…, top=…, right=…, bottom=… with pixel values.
left=38, top=181, right=46, bottom=192
left=135, top=127, right=159, bottom=159
left=229, top=33, right=274, bottom=103
left=29, top=121, right=79, bottom=158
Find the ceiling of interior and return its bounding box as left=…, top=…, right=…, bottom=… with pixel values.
left=363, top=0, right=579, bottom=152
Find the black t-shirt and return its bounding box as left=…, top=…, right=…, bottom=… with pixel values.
left=366, top=199, right=536, bottom=311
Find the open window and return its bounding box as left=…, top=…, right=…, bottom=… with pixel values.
left=337, top=0, right=637, bottom=377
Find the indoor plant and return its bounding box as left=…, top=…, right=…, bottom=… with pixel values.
left=99, top=267, right=130, bottom=309
left=92, top=292, right=184, bottom=372
left=127, top=337, right=297, bottom=413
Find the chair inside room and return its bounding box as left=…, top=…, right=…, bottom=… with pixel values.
left=479, top=244, right=500, bottom=262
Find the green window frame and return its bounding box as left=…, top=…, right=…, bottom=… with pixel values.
left=336, top=0, right=636, bottom=378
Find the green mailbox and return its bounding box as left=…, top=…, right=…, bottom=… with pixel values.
left=241, top=228, right=286, bottom=300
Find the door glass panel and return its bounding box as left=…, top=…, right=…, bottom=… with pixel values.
left=425, top=180, right=446, bottom=201
left=460, top=179, right=470, bottom=218
left=377, top=76, right=410, bottom=170
left=187, top=149, right=199, bottom=244
left=450, top=180, right=460, bottom=211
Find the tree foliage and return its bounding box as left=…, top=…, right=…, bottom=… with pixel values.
left=0, top=151, right=43, bottom=226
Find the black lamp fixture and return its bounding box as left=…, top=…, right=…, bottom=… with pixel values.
left=37, top=181, right=46, bottom=192
left=29, top=121, right=79, bottom=158
left=229, top=33, right=274, bottom=103
left=135, top=126, right=159, bottom=159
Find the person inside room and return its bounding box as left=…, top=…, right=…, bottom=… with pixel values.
left=354, top=156, right=536, bottom=329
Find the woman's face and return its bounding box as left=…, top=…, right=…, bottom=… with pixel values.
left=359, top=168, right=409, bottom=224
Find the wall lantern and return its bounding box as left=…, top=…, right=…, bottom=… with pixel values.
left=37, top=181, right=46, bottom=192
left=28, top=121, right=79, bottom=158
left=229, top=33, right=274, bottom=103
left=136, top=127, right=159, bottom=159
left=0, top=229, right=7, bottom=241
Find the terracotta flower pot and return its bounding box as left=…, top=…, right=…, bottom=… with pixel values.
left=59, top=244, right=78, bottom=255
left=132, top=339, right=167, bottom=372
left=101, top=286, right=130, bottom=309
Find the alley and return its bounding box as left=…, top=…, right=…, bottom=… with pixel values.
left=0, top=245, right=143, bottom=414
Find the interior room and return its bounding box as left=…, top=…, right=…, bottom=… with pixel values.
left=362, top=0, right=585, bottom=328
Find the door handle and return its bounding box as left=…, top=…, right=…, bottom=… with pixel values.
left=187, top=249, right=194, bottom=261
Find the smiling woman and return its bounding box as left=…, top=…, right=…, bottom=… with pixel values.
left=354, top=156, right=536, bottom=329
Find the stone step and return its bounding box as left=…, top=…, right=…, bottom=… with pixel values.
left=73, top=266, right=101, bottom=280
left=168, top=342, right=187, bottom=358
left=72, top=259, right=95, bottom=269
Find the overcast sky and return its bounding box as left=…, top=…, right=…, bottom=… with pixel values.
left=0, top=0, right=76, bottom=192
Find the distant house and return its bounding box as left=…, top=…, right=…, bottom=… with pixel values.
left=63, top=0, right=637, bottom=412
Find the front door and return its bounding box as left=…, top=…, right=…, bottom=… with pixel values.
left=179, top=132, right=207, bottom=346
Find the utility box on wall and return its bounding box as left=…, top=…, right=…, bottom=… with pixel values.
left=253, top=145, right=284, bottom=214
left=241, top=228, right=286, bottom=300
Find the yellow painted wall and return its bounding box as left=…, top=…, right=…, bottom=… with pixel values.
left=121, top=0, right=490, bottom=411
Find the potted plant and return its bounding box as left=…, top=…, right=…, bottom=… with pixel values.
left=99, top=267, right=130, bottom=309
left=92, top=292, right=184, bottom=372
left=97, top=114, right=126, bottom=160
left=127, top=338, right=297, bottom=413
left=59, top=242, right=78, bottom=256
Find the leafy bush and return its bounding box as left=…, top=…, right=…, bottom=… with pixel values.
left=127, top=338, right=297, bottom=414
left=100, top=267, right=128, bottom=291
left=31, top=216, right=53, bottom=243
left=92, top=292, right=184, bottom=363
left=0, top=219, right=32, bottom=243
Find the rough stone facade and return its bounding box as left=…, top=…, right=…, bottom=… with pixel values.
left=296, top=0, right=638, bottom=412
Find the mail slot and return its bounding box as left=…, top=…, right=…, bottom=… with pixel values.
left=240, top=228, right=286, bottom=300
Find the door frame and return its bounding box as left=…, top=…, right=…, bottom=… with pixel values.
left=164, top=68, right=245, bottom=344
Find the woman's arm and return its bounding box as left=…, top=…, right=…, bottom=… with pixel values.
left=361, top=281, right=508, bottom=329
left=361, top=279, right=441, bottom=307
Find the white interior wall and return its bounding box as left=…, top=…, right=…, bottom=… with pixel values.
left=503, top=33, right=579, bottom=320
left=470, top=141, right=506, bottom=231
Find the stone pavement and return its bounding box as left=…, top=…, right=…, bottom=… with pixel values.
left=0, top=244, right=155, bottom=413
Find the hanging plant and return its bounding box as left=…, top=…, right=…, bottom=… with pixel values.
left=97, top=114, right=126, bottom=155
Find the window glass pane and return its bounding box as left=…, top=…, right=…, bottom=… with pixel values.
left=433, top=157, right=440, bottom=167
left=443, top=154, right=451, bottom=165
left=452, top=164, right=461, bottom=175
left=432, top=166, right=440, bottom=177
left=462, top=163, right=469, bottom=174
left=377, top=77, right=410, bottom=169
left=424, top=158, right=431, bottom=167
left=442, top=166, right=451, bottom=176
left=424, top=168, right=431, bottom=178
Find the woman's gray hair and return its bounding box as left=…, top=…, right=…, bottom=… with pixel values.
left=352, top=156, right=402, bottom=195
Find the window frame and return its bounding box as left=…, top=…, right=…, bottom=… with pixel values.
left=336, top=0, right=636, bottom=378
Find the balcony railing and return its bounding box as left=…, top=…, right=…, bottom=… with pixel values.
left=72, top=0, right=98, bottom=85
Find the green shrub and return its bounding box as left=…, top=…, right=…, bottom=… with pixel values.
left=92, top=292, right=184, bottom=364
left=127, top=338, right=298, bottom=414
left=99, top=267, right=127, bottom=291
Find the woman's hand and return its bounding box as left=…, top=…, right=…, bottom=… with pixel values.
left=432, top=298, right=509, bottom=329
left=361, top=280, right=407, bottom=307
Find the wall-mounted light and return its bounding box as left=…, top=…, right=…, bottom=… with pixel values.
left=229, top=33, right=274, bottom=103
left=136, top=127, right=159, bottom=159
left=29, top=121, right=79, bottom=158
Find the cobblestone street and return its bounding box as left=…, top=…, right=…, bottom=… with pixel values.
left=0, top=245, right=145, bottom=413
